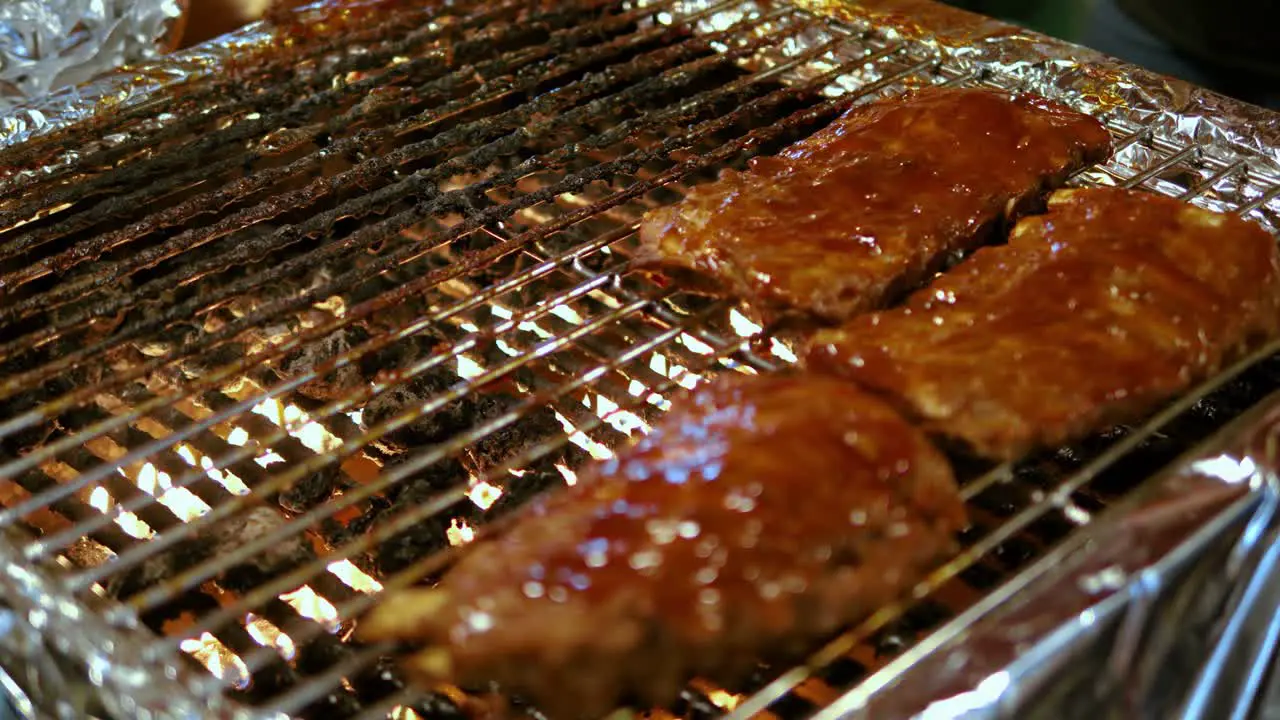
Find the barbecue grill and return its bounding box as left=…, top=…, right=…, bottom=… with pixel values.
left=3, top=1, right=1280, bottom=718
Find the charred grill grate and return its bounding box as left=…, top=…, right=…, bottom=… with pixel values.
left=1, top=0, right=1280, bottom=718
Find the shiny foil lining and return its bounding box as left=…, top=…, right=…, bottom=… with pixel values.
left=0, top=0, right=397, bottom=151
left=828, top=398, right=1280, bottom=719
left=0, top=526, right=251, bottom=719
left=0, top=0, right=187, bottom=116
left=1, top=0, right=1279, bottom=718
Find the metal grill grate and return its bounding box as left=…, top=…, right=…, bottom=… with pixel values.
left=2, top=1, right=1280, bottom=718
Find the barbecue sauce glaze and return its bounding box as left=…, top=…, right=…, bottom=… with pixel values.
left=806, top=187, right=1280, bottom=459
left=361, top=373, right=965, bottom=718
left=637, top=86, right=1112, bottom=322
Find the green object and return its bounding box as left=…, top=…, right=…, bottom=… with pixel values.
left=936, top=0, right=1098, bottom=42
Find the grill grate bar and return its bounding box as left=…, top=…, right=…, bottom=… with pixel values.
left=0, top=0, right=775, bottom=369
left=29, top=216, right=631, bottom=573
left=171, top=332, right=744, bottom=705
left=65, top=230, right=667, bottom=588
left=0, top=460, right=141, bottom=555
left=261, top=643, right=397, bottom=716
left=173, top=303, right=757, bottom=702
left=1119, top=144, right=1202, bottom=189
left=0, top=0, right=454, bottom=180
left=0, top=0, right=687, bottom=292
left=5, top=3, right=1277, bottom=718
left=723, top=215, right=1280, bottom=720
left=54, top=243, right=634, bottom=585
left=342, top=689, right=423, bottom=720
left=0, top=3, right=813, bottom=412
left=121, top=291, right=658, bottom=612
left=0, top=0, right=562, bottom=238
left=1238, top=183, right=1280, bottom=216
left=806, top=377, right=1280, bottom=720
left=0, top=27, right=888, bottom=535
left=1178, top=160, right=1249, bottom=201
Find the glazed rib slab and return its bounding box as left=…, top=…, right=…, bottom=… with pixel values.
left=637, top=86, right=1112, bottom=322
left=805, top=187, right=1280, bottom=460
left=360, top=374, right=966, bottom=719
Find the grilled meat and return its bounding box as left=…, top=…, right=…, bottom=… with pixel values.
left=637, top=87, right=1112, bottom=322
left=805, top=188, right=1280, bottom=460
left=360, top=373, right=965, bottom=719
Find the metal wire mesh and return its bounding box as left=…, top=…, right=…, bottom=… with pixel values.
left=1, top=0, right=1279, bottom=718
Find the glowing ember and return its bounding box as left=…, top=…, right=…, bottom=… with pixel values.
left=174, top=445, right=199, bottom=466
left=583, top=393, right=650, bottom=436
left=635, top=367, right=671, bottom=411
left=679, top=333, right=714, bottom=355
left=327, top=559, right=383, bottom=593
left=392, top=706, right=426, bottom=720
left=456, top=355, right=486, bottom=380
left=507, top=468, right=528, bottom=478
left=198, top=455, right=250, bottom=495
left=88, top=486, right=152, bottom=539
left=280, top=585, right=341, bottom=632
left=728, top=309, right=763, bottom=337
left=670, top=365, right=701, bottom=390
left=250, top=397, right=343, bottom=454
left=770, top=338, right=799, bottom=364
left=447, top=518, right=476, bottom=546
left=706, top=689, right=743, bottom=710
left=468, top=481, right=503, bottom=510
left=135, top=463, right=160, bottom=494
left=119, top=462, right=212, bottom=522
left=314, top=295, right=347, bottom=317
left=587, top=288, right=622, bottom=309
left=295, top=421, right=342, bottom=454
left=518, top=318, right=554, bottom=339
left=555, top=464, right=578, bottom=487
left=88, top=486, right=109, bottom=510
left=245, top=613, right=297, bottom=660
left=648, top=351, right=702, bottom=390
left=553, top=411, right=613, bottom=460
left=158, top=487, right=211, bottom=522
left=179, top=632, right=250, bottom=689
left=225, top=427, right=250, bottom=446
left=254, top=451, right=286, bottom=467
left=549, top=304, right=585, bottom=325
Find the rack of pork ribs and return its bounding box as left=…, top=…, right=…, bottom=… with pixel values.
left=356, top=87, right=1280, bottom=718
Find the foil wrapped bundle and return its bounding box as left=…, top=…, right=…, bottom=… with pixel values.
left=0, top=0, right=186, bottom=110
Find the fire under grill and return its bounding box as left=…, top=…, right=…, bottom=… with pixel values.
left=1, top=0, right=1280, bottom=718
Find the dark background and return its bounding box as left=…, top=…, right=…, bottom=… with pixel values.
left=938, top=0, right=1279, bottom=108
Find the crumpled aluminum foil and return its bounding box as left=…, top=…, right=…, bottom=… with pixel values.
left=1, top=0, right=1280, bottom=718
left=0, top=526, right=252, bottom=719
left=0, top=0, right=187, bottom=112
left=825, top=398, right=1280, bottom=719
